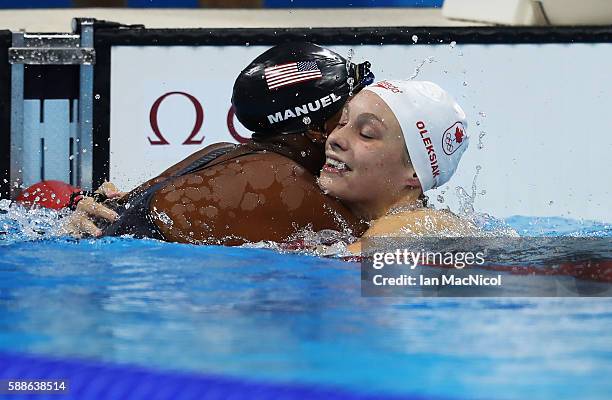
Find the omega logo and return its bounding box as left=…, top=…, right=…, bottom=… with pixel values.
left=148, top=91, right=250, bottom=146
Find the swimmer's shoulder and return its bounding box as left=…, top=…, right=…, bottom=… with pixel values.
left=363, top=208, right=478, bottom=238
left=347, top=209, right=477, bottom=255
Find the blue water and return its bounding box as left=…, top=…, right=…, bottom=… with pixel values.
left=0, top=211, right=611, bottom=400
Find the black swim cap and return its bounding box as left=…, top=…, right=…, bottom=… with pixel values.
left=232, top=42, right=374, bottom=136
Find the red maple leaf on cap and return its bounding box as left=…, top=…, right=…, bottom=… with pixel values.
left=455, top=126, right=464, bottom=143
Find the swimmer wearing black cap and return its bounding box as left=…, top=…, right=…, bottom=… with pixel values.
left=87, top=42, right=374, bottom=244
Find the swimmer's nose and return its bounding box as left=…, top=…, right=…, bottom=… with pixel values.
left=326, top=127, right=349, bottom=152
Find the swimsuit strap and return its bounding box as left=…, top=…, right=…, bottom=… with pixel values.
left=175, top=141, right=300, bottom=177
left=174, top=144, right=238, bottom=177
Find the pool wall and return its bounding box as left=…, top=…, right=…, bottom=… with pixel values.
left=105, top=26, right=612, bottom=223
left=2, top=16, right=612, bottom=223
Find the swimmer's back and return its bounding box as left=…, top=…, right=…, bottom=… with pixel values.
left=150, top=150, right=364, bottom=244
left=104, top=142, right=366, bottom=244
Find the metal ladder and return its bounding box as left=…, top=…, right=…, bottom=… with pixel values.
left=9, top=18, right=95, bottom=197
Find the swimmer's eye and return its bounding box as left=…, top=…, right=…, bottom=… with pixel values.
left=334, top=120, right=348, bottom=130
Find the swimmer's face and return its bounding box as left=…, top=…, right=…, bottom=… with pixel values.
left=319, top=91, right=414, bottom=218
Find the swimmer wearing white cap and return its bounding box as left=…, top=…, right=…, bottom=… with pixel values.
left=319, top=80, right=477, bottom=253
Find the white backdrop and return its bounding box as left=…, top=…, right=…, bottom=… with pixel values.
left=110, top=43, right=612, bottom=222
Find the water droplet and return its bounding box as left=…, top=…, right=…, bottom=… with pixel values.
left=462, top=81, right=468, bottom=87
left=549, top=200, right=554, bottom=205
left=346, top=48, right=354, bottom=65
left=449, top=41, right=457, bottom=48
left=346, top=77, right=355, bottom=97
left=437, top=195, right=444, bottom=203
left=82, top=149, right=87, bottom=153
left=478, top=111, right=487, bottom=118
left=245, top=42, right=250, bottom=46
left=477, top=131, right=486, bottom=149
left=300, top=151, right=306, bottom=157
left=94, top=94, right=100, bottom=100
left=412, top=35, right=418, bottom=43
left=476, top=121, right=481, bottom=126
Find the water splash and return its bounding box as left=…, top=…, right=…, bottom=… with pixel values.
left=409, top=57, right=435, bottom=80
left=456, top=165, right=482, bottom=217
left=345, top=48, right=355, bottom=96
left=0, top=199, right=69, bottom=244
left=452, top=167, right=517, bottom=236
left=346, top=49, right=355, bottom=95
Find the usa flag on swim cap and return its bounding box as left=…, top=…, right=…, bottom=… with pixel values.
left=264, top=61, right=322, bottom=90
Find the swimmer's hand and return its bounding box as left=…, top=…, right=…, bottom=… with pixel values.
left=95, top=181, right=128, bottom=200
left=60, top=182, right=125, bottom=238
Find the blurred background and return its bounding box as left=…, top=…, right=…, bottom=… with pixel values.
left=0, top=0, right=445, bottom=9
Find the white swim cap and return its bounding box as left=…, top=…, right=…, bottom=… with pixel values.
left=364, top=80, right=469, bottom=192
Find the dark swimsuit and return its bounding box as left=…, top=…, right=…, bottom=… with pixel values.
left=102, top=135, right=366, bottom=244
left=102, top=145, right=238, bottom=240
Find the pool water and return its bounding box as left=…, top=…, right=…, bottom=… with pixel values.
left=0, top=206, right=611, bottom=400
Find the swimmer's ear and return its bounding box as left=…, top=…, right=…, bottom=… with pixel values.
left=406, top=176, right=421, bottom=190
left=403, top=169, right=422, bottom=190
